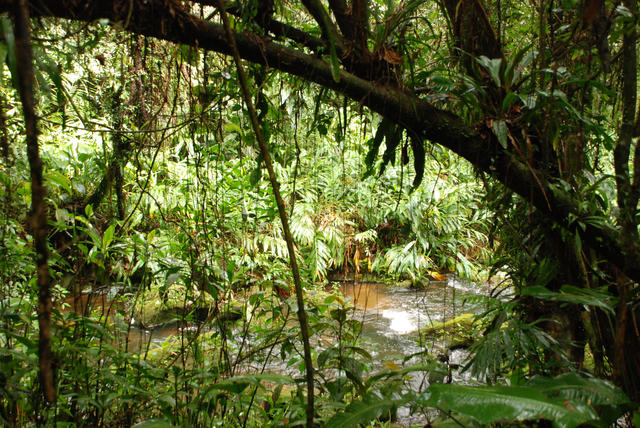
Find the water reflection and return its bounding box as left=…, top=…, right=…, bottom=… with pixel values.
left=337, top=278, right=484, bottom=426
left=381, top=309, right=416, bottom=334
left=57, top=279, right=484, bottom=426
left=341, top=280, right=467, bottom=334
left=339, top=278, right=486, bottom=357
left=59, top=292, right=184, bottom=352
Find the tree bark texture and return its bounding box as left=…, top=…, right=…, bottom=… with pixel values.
left=443, top=0, right=504, bottom=70
left=611, top=0, right=640, bottom=400
left=12, top=0, right=56, bottom=403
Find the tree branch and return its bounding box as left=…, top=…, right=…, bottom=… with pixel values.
left=225, top=4, right=326, bottom=52
left=327, top=0, right=353, bottom=39
left=3, top=0, right=640, bottom=283
left=300, top=0, right=346, bottom=52
left=193, top=0, right=327, bottom=52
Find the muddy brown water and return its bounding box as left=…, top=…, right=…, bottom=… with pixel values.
left=59, top=277, right=487, bottom=357
left=58, top=292, right=174, bottom=352
left=58, top=277, right=488, bottom=426
left=339, top=278, right=486, bottom=360
left=337, top=278, right=488, bottom=425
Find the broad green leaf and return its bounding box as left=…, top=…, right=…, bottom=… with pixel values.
left=45, top=170, right=73, bottom=194
left=528, top=372, right=629, bottom=407
left=75, top=216, right=101, bottom=246
left=224, top=121, right=243, bottom=135
left=528, top=373, right=631, bottom=426
left=491, top=119, right=508, bottom=149
left=522, top=285, right=617, bottom=314
left=207, top=373, right=294, bottom=395
left=318, top=347, right=338, bottom=367
left=421, top=383, right=598, bottom=428
left=226, top=258, right=236, bottom=284
left=326, top=395, right=405, bottom=427
left=345, top=345, right=372, bottom=361
left=504, top=46, right=536, bottom=89
left=102, top=224, right=115, bottom=249
left=156, top=393, right=176, bottom=407
left=502, top=92, right=520, bottom=114
left=329, top=307, right=347, bottom=322
left=476, top=55, right=503, bottom=87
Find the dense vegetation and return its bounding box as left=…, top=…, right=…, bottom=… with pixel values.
left=1, top=0, right=639, bottom=426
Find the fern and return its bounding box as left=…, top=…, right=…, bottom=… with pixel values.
left=353, top=229, right=377, bottom=244
left=465, top=315, right=558, bottom=381
left=290, top=202, right=315, bottom=246
left=384, top=241, right=431, bottom=280
left=320, top=222, right=345, bottom=268
left=307, top=237, right=331, bottom=281
left=260, top=234, right=289, bottom=259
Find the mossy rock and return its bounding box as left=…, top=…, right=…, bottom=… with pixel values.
left=133, top=283, right=231, bottom=327
left=419, top=313, right=475, bottom=348
left=396, top=279, right=413, bottom=288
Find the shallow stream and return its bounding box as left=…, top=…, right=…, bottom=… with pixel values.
left=63, top=276, right=490, bottom=426
left=122, top=276, right=488, bottom=359
left=335, top=277, right=488, bottom=425
left=339, top=277, right=487, bottom=363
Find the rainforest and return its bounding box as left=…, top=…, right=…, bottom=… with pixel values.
left=0, top=0, right=639, bottom=426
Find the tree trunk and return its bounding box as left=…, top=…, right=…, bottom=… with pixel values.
left=12, top=0, right=56, bottom=403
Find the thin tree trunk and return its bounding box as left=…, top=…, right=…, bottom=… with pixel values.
left=113, top=113, right=126, bottom=220
left=0, top=92, right=10, bottom=163
left=216, top=0, right=315, bottom=425
left=611, top=0, right=640, bottom=400
left=12, top=0, right=56, bottom=403
left=614, top=0, right=638, bottom=236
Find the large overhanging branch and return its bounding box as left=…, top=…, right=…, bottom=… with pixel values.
left=4, top=0, right=639, bottom=281
left=300, top=0, right=345, bottom=52
left=189, top=0, right=328, bottom=52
